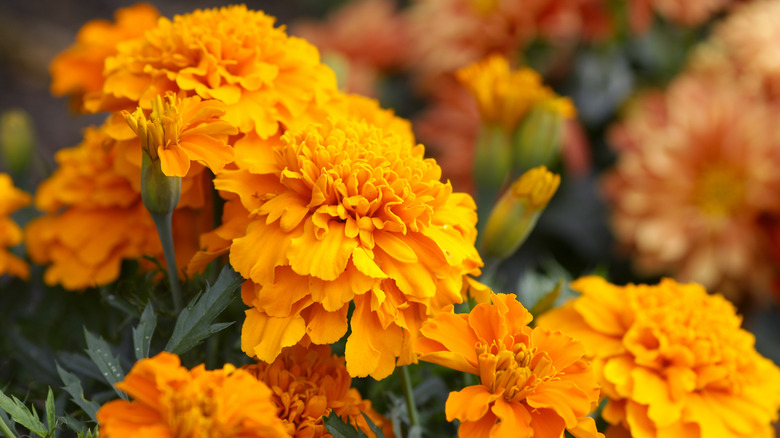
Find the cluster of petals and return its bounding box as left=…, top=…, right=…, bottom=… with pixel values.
left=86, top=5, right=338, bottom=139
left=219, top=116, right=482, bottom=379
left=604, top=72, right=780, bottom=297
left=97, top=352, right=288, bottom=438
left=0, top=174, right=31, bottom=279
left=537, top=276, right=780, bottom=437
left=49, top=2, right=160, bottom=110
left=415, top=292, right=602, bottom=438
left=243, top=344, right=394, bottom=437
left=25, top=123, right=204, bottom=289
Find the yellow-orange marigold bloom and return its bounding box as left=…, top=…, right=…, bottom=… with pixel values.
left=605, top=73, right=780, bottom=297
left=88, top=5, right=337, bottom=139
left=97, top=352, right=288, bottom=438
left=220, top=117, right=482, bottom=379
left=537, top=276, right=780, bottom=438
left=415, top=292, right=602, bottom=438
left=243, top=344, right=394, bottom=438
left=456, top=55, right=575, bottom=133
left=0, top=174, right=30, bottom=279
left=25, top=123, right=205, bottom=289
left=49, top=3, right=160, bottom=111
left=123, top=94, right=237, bottom=177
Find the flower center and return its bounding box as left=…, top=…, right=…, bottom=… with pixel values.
left=476, top=339, right=550, bottom=402
left=169, top=386, right=220, bottom=438
left=695, top=165, right=744, bottom=217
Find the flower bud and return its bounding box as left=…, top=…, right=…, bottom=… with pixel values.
left=473, top=125, right=512, bottom=210
left=480, top=166, right=560, bottom=260
left=0, top=109, right=35, bottom=175
left=140, top=151, right=181, bottom=216
left=512, top=104, right=567, bottom=174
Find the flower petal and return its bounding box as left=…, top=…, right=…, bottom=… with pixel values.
left=445, top=385, right=500, bottom=422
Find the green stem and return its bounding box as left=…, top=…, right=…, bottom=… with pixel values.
left=399, top=365, right=420, bottom=430
left=151, top=212, right=182, bottom=314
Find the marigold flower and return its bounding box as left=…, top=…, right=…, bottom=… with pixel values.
left=123, top=94, right=237, bottom=177
left=605, top=73, right=780, bottom=297
left=219, top=117, right=482, bottom=379
left=537, top=276, right=780, bottom=438
left=456, top=55, right=575, bottom=134
left=415, top=292, right=602, bottom=438
left=97, top=352, right=288, bottom=438
left=25, top=123, right=205, bottom=289
left=49, top=3, right=160, bottom=111
left=243, top=344, right=394, bottom=438
left=0, top=174, right=30, bottom=279
left=88, top=5, right=337, bottom=139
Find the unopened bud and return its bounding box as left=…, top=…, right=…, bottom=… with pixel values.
left=473, top=125, right=512, bottom=211
left=0, top=110, right=36, bottom=175
left=513, top=100, right=573, bottom=175
left=480, top=166, right=560, bottom=260
left=141, top=151, right=181, bottom=216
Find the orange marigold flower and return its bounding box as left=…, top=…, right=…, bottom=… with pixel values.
left=87, top=5, right=337, bottom=139
left=49, top=3, right=160, bottom=111
left=604, top=73, right=780, bottom=298
left=123, top=93, right=237, bottom=177
left=243, top=344, right=394, bottom=438
left=0, top=174, right=30, bottom=279
left=219, top=117, right=482, bottom=379
left=537, top=276, right=780, bottom=438
left=415, top=292, right=602, bottom=438
left=97, top=352, right=288, bottom=438
left=25, top=123, right=205, bottom=289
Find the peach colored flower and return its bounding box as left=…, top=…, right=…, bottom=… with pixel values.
left=628, top=0, right=734, bottom=34
left=220, top=117, right=482, bottom=379
left=49, top=3, right=160, bottom=111
left=97, top=352, right=288, bottom=438
left=0, top=174, right=30, bottom=279
left=416, top=292, right=602, bottom=438
left=604, top=72, right=780, bottom=298
left=538, top=276, right=780, bottom=438
left=243, top=344, right=394, bottom=438
left=86, top=5, right=337, bottom=139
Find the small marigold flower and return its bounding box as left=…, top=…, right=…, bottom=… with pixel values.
left=97, top=352, right=288, bottom=438
left=0, top=173, right=30, bottom=279
left=605, top=73, right=780, bottom=297
left=480, top=166, right=560, bottom=260
left=456, top=55, right=575, bottom=134
left=123, top=94, right=237, bottom=178
left=243, top=344, right=394, bottom=438
left=49, top=3, right=160, bottom=111
left=220, top=117, right=482, bottom=379
left=415, top=292, right=602, bottom=438
left=88, top=5, right=337, bottom=139
left=537, top=276, right=780, bottom=438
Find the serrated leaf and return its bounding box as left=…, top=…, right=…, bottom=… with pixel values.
left=56, top=364, right=100, bottom=423
left=0, top=408, right=18, bottom=438
left=83, top=329, right=126, bottom=400
left=60, top=415, right=84, bottom=434
left=360, top=412, right=385, bottom=438
left=323, top=411, right=368, bottom=438
left=165, top=265, right=242, bottom=355
left=0, top=389, right=47, bottom=436
left=133, top=302, right=157, bottom=360
left=44, top=388, right=55, bottom=434
left=55, top=353, right=103, bottom=383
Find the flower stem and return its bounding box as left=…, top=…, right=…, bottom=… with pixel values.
left=151, top=211, right=182, bottom=313
left=400, top=365, right=420, bottom=431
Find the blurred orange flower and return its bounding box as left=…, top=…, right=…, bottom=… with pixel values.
left=538, top=276, right=780, bottom=437
left=49, top=3, right=160, bottom=111
left=605, top=73, right=780, bottom=297
left=220, top=117, right=482, bottom=379
left=123, top=94, right=237, bottom=177
left=416, top=292, right=602, bottom=438
left=87, top=5, right=337, bottom=139
left=0, top=174, right=30, bottom=279
left=243, top=344, right=394, bottom=438
left=97, top=352, right=288, bottom=438
left=629, top=0, right=734, bottom=34
left=25, top=123, right=206, bottom=289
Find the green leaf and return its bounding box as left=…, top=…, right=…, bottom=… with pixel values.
left=0, top=408, right=18, bottom=438
left=56, top=364, right=100, bottom=423
left=360, top=412, right=385, bottom=438
left=132, top=302, right=157, bottom=360
left=529, top=279, right=563, bottom=317
left=83, top=329, right=127, bottom=400
left=165, top=265, right=242, bottom=355
left=44, top=388, right=55, bottom=435
left=0, top=388, right=47, bottom=436
left=323, top=411, right=368, bottom=438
